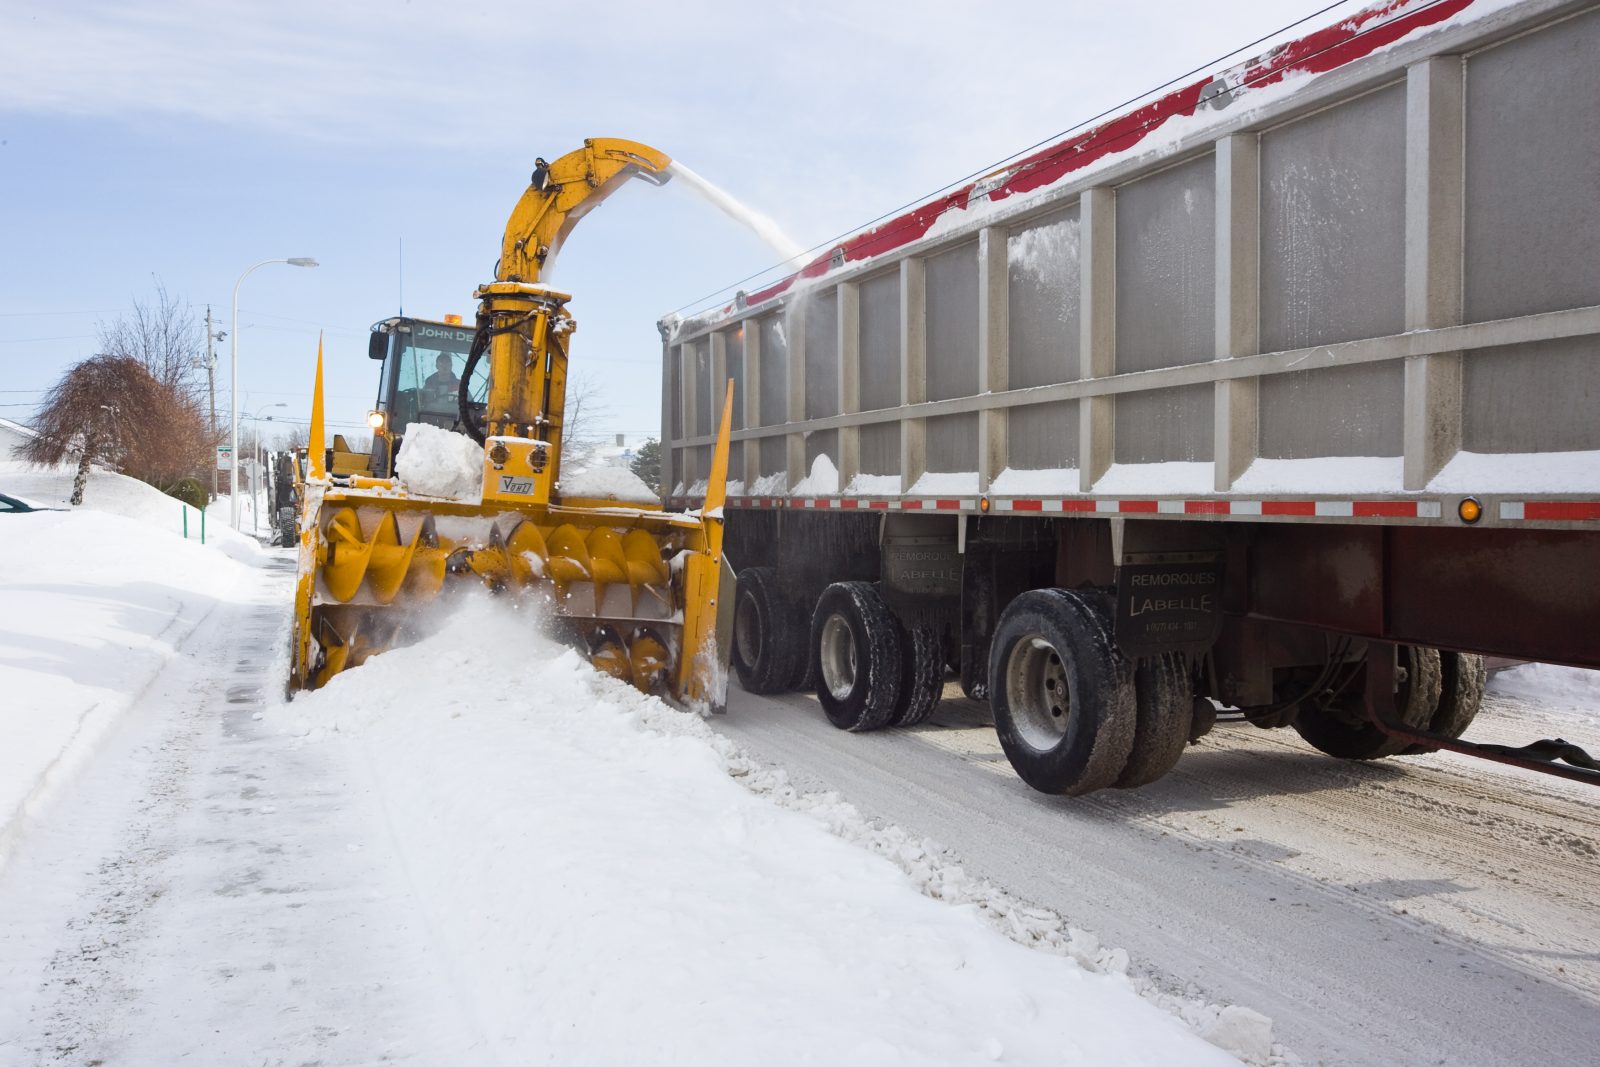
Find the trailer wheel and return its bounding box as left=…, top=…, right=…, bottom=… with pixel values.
left=892, top=623, right=945, bottom=727
left=989, top=589, right=1136, bottom=796
left=732, top=567, right=804, bottom=695
left=1294, top=644, right=1442, bottom=760
left=1116, top=653, right=1194, bottom=788
left=1403, top=651, right=1487, bottom=753
left=812, top=582, right=903, bottom=732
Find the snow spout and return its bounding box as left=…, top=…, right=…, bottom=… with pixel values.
left=666, top=161, right=807, bottom=265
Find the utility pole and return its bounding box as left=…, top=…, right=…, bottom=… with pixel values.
left=204, top=305, right=221, bottom=502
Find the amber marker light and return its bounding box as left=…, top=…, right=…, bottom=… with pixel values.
left=1458, top=497, right=1483, bottom=524
left=979, top=496, right=991, bottom=513
left=444, top=313, right=463, bottom=325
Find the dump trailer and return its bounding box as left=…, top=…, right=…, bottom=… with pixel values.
left=661, top=0, right=1600, bottom=794
left=292, top=139, right=734, bottom=710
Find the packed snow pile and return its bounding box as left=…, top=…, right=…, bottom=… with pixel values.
left=561, top=465, right=657, bottom=503
left=789, top=453, right=839, bottom=495
left=272, top=596, right=1253, bottom=1066
left=395, top=423, right=482, bottom=502
left=0, top=507, right=255, bottom=869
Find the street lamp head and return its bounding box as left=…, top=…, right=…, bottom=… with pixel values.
left=287, top=257, right=319, bottom=268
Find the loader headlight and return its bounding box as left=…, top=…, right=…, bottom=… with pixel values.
left=367, top=410, right=387, bottom=432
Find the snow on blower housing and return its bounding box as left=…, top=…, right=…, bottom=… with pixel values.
left=661, top=0, right=1600, bottom=794
left=291, top=139, right=734, bottom=711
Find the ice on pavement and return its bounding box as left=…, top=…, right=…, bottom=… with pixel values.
left=395, top=422, right=483, bottom=501
left=271, top=596, right=1253, bottom=1066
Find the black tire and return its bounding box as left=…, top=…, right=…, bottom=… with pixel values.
left=988, top=588, right=1136, bottom=796
left=1403, top=651, right=1487, bottom=753
left=732, top=567, right=804, bottom=695
left=892, top=623, right=945, bottom=727
left=1116, top=653, right=1194, bottom=788
left=1294, top=644, right=1442, bottom=760
left=811, top=582, right=903, bottom=732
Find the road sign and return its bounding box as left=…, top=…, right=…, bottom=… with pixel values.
left=216, top=444, right=234, bottom=471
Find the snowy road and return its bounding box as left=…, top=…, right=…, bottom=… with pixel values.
left=0, top=557, right=473, bottom=1065
left=713, top=684, right=1600, bottom=1067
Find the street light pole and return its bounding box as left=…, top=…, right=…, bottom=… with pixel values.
left=231, top=256, right=318, bottom=529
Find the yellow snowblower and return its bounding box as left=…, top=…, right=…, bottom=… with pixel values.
left=289, top=138, right=734, bottom=710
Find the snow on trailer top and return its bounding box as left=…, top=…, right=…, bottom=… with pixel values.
left=666, top=0, right=1498, bottom=335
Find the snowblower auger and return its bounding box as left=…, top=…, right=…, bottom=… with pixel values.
left=289, top=139, right=735, bottom=711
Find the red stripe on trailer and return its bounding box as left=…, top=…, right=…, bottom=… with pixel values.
left=934, top=499, right=961, bottom=510
left=1185, top=500, right=1231, bottom=514
left=1060, top=499, right=1097, bottom=512
left=1353, top=501, right=1417, bottom=518
left=1524, top=501, right=1600, bottom=521
left=1119, top=500, right=1159, bottom=514
left=1263, top=500, right=1317, bottom=516
left=736, top=0, right=1474, bottom=311
left=1010, top=499, right=1044, bottom=512
left=901, top=499, right=925, bottom=510
left=867, top=500, right=889, bottom=510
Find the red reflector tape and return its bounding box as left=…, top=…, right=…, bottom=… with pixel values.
left=1523, top=502, right=1600, bottom=521
left=1353, top=501, right=1416, bottom=518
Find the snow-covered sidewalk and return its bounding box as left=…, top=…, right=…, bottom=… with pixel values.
left=0, top=466, right=262, bottom=870
left=0, top=555, right=476, bottom=1065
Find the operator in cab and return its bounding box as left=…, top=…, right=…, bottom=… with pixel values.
left=421, top=353, right=459, bottom=411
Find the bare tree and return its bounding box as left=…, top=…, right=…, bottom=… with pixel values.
left=562, top=370, right=609, bottom=448
left=99, top=283, right=206, bottom=403
left=272, top=424, right=309, bottom=452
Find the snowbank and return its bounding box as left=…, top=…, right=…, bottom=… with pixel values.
left=1, top=459, right=262, bottom=562
left=1489, top=663, right=1600, bottom=721
left=561, top=465, right=657, bottom=503
left=395, top=423, right=482, bottom=502
left=271, top=597, right=1249, bottom=1066
left=0, top=508, right=257, bottom=869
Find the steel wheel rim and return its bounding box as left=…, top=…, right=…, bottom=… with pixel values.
left=1006, top=635, right=1072, bottom=749
left=734, top=590, right=762, bottom=667
left=820, top=612, right=857, bottom=701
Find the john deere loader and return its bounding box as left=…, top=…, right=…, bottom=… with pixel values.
left=290, top=138, right=733, bottom=710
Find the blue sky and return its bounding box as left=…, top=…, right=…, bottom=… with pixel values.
left=0, top=0, right=1351, bottom=447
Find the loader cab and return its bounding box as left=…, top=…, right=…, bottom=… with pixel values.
left=367, top=317, right=490, bottom=476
